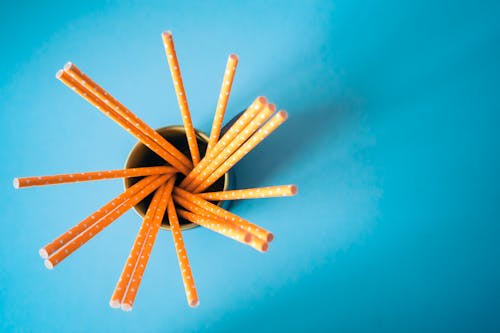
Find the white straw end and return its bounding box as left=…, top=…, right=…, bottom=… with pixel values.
left=55, top=69, right=64, bottom=79
left=63, top=62, right=74, bottom=71
left=121, top=303, right=133, bottom=311
left=13, top=178, right=19, bottom=189
left=44, top=259, right=54, bottom=270
left=109, top=300, right=121, bottom=308
left=39, top=248, right=48, bottom=259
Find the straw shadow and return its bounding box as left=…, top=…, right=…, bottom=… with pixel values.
left=229, top=99, right=352, bottom=208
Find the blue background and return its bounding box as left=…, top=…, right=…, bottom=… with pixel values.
left=1, top=1, right=499, bottom=332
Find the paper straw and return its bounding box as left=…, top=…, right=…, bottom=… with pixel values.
left=44, top=174, right=171, bottom=269
left=56, top=69, right=191, bottom=175
left=161, top=31, right=200, bottom=166
left=185, top=103, right=275, bottom=192
left=174, top=195, right=251, bottom=245
left=63, top=62, right=193, bottom=171
left=121, top=177, right=175, bottom=311
left=174, top=187, right=273, bottom=243
left=39, top=175, right=160, bottom=259
left=179, top=96, right=267, bottom=189
left=199, top=185, right=298, bottom=201
left=193, top=111, right=288, bottom=193
left=14, top=166, right=175, bottom=189
left=167, top=198, right=199, bottom=307
left=109, top=178, right=166, bottom=308
left=206, top=54, right=239, bottom=154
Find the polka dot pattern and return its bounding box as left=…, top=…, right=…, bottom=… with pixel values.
left=174, top=187, right=272, bottom=246
left=199, top=185, right=298, bottom=201
left=109, top=177, right=166, bottom=308
left=206, top=54, right=239, bottom=154
left=167, top=198, right=199, bottom=307
left=174, top=195, right=251, bottom=245
left=186, top=103, right=275, bottom=192
left=161, top=32, right=200, bottom=166
left=44, top=174, right=171, bottom=269
left=194, top=111, right=288, bottom=194
left=41, top=175, right=159, bottom=259
left=121, top=177, right=175, bottom=310
left=15, top=166, right=175, bottom=189
left=57, top=66, right=192, bottom=175
left=180, top=96, right=266, bottom=189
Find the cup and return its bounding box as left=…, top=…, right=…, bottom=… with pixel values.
left=124, top=126, right=233, bottom=230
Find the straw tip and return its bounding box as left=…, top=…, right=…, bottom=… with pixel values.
left=189, top=299, right=200, bottom=308
left=109, top=300, right=121, bottom=308
left=290, top=185, right=298, bottom=195
left=229, top=54, right=239, bottom=61
left=255, top=96, right=267, bottom=106
left=44, top=259, right=54, bottom=270
left=55, top=69, right=64, bottom=79
left=267, top=233, right=274, bottom=242
left=121, top=303, right=133, bottom=311
left=39, top=248, right=48, bottom=259
left=277, top=110, right=288, bottom=120
left=267, top=103, right=276, bottom=112
left=260, top=242, right=269, bottom=252
left=162, top=31, right=173, bottom=38
left=63, top=62, right=74, bottom=71
left=12, top=178, right=19, bottom=189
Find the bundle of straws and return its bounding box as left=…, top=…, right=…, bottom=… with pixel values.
left=14, top=31, right=297, bottom=311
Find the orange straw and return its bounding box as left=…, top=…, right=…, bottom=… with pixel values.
left=173, top=195, right=251, bottom=246
left=63, top=63, right=193, bottom=171
left=199, top=185, right=298, bottom=201
left=121, top=177, right=175, bottom=311
left=14, top=166, right=175, bottom=189
left=39, top=174, right=160, bottom=259
left=180, top=96, right=267, bottom=189
left=56, top=70, right=191, bottom=175
left=109, top=178, right=166, bottom=308
left=174, top=187, right=273, bottom=243
left=185, top=103, right=275, bottom=192
left=44, top=174, right=171, bottom=269
left=167, top=198, right=199, bottom=307
left=193, top=111, right=288, bottom=193
left=206, top=54, right=239, bottom=154
left=161, top=31, right=200, bottom=166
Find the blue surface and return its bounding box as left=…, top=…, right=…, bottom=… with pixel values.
left=1, top=1, right=499, bottom=332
